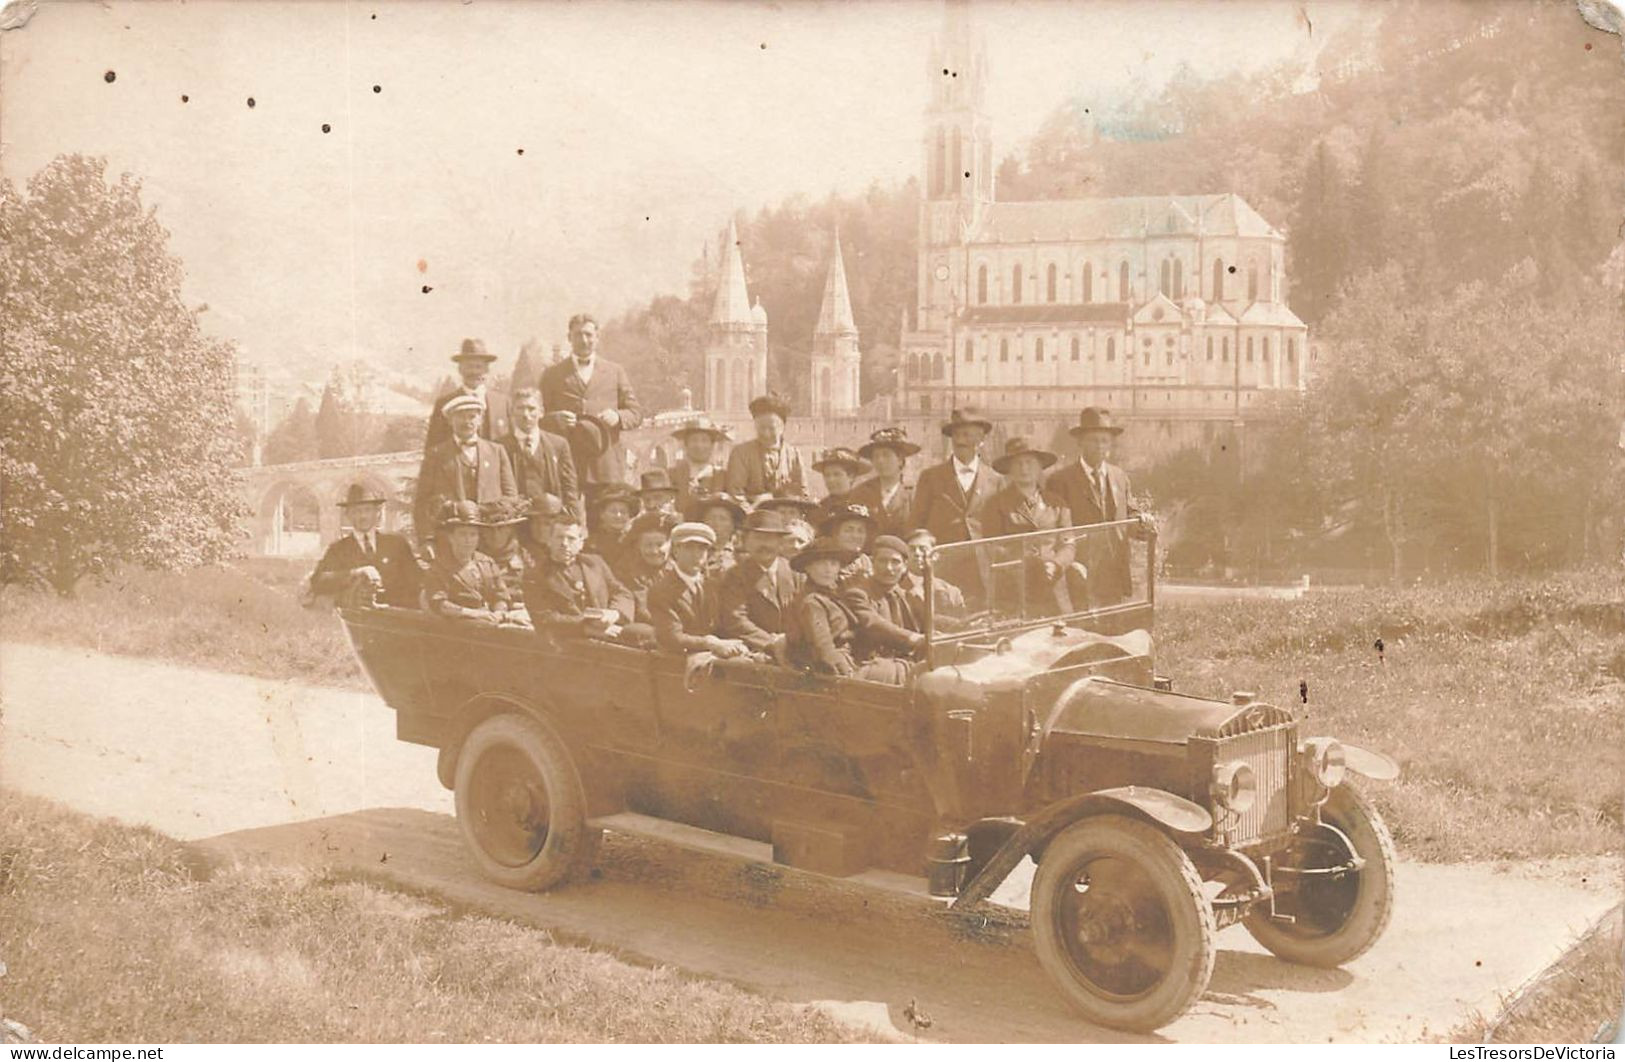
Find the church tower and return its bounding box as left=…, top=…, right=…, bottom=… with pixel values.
left=917, top=0, right=993, bottom=335
left=705, top=218, right=768, bottom=414
left=810, top=230, right=862, bottom=417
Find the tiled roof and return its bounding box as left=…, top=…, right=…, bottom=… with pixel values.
left=1238, top=301, right=1308, bottom=328
left=976, top=193, right=1282, bottom=243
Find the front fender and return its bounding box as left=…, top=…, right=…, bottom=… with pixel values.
left=1341, top=743, right=1400, bottom=781
left=951, top=786, right=1212, bottom=909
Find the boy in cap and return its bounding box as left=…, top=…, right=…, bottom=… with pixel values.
left=647, top=523, right=751, bottom=658
left=615, top=508, right=679, bottom=624
left=522, top=517, right=654, bottom=647
left=717, top=508, right=803, bottom=663
left=786, top=537, right=921, bottom=685
left=669, top=415, right=730, bottom=511
left=422, top=501, right=525, bottom=627
left=307, top=483, right=422, bottom=609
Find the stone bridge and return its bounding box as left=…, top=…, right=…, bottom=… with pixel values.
left=239, top=451, right=424, bottom=557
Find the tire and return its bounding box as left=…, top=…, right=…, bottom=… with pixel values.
left=452, top=713, right=593, bottom=891
left=1243, top=782, right=1396, bottom=967
left=1031, top=815, right=1216, bottom=1033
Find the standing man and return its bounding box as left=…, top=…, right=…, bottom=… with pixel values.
left=425, top=338, right=510, bottom=450
left=910, top=409, right=1003, bottom=608
left=307, top=483, right=422, bottom=608
left=669, top=415, right=730, bottom=512
left=501, top=387, right=581, bottom=530
left=725, top=392, right=807, bottom=501
left=1046, top=407, right=1145, bottom=606
left=413, top=393, right=517, bottom=549
left=540, top=313, right=643, bottom=495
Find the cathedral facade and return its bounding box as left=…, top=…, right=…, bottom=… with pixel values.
left=897, top=6, right=1310, bottom=428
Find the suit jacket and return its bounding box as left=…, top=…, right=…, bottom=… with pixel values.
left=1045, top=459, right=1137, bottom=605
left=310, top=531, right=421, bottom=608
left=500, top=428, right=582, bottom=523
left=724, top=438, right=807, bottom=499
left=909, top=458, right=1003, bottom=544
left=647, top=567, right=720, bottom=654
left=670, top=458, right=722, bottom=513
left=424, top=388, right=511, bottom=451
left=983, top=485, right=1075, bottom=616
left=539, top=357, right=643, bottom=487
left=522, top=552, right=635, bottom=634
left=612, top=552, right=667, bottom=624
left=839, top=577, right=925, bottom=661
left=717, top=556, right=802, bottom=651
left=847, top=477, right=915, bottom=541
left=413, top=437, right=517, bottom=545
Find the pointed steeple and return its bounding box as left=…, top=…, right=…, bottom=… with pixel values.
left=815, top=230, right=857, bottom=337
left=710, top=218, right=753, bottom=327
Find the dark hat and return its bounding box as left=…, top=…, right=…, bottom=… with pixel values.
left=628, top=508, right=680, bottom=540
left=437, top=499, right=485, bottom=529
left=741, top=508, right=792, bottom=535
left=568, top=414, right=613, bottom=461
left=638, top=469, right=678, bottom=497
left=748, top=391, right=792, bottom=420
left=1070, top=406, right=1125, bottom=436
left=817, top=500, right=876, bottom=534
left=871, top=534, right=910, bottom=559
left=991, top=436, right=1059, bottom=475
left=755, top=492, right=821, bottom=520
left=453, top=337, right=496, bottom=363
left=686, top=490, right=746, bottom=525
left=478, top=497, right=531, bottom=527
left=858, top=426, right=921, bottom=461
left=528, top=493, right=567, bottom=524
left=790, top=536, right=860, bottom=573
left=941, top=408, right=994, bottom=437
left=812, top=447, right=872, bottom=478
left=670, top=415, right=731, bottom=443
left=338, top=483, right=387, bottom=508
left=589, top=482, right=638, bottom=514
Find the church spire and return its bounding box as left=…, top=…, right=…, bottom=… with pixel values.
left=815, top=229, right=857, bottom=337
left=710, top=217, right=753, bottom=328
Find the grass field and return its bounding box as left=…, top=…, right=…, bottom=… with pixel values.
left=0, top=791, right=869, bottom=1044
left=6, top=561, right=1622, bottom=865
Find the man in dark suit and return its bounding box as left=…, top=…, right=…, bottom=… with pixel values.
left=725, top=392, right=807, bottom=500
left=717, top=508, right=802, bottom=662
left=539, top=313, right=643, bottom=492
left=424, top=338, right=511, bottom=450
left=413, top=393, right=517, bottom=549
left=307, top=484, right=421, bottom=608
left=840, top=535, right=926, bottom=661
left=522, top=517, right=654, bottom=647
left=648, top=522, right=750, bottom=658
left=909, top=409, right=1004, bottom=608
left=501, top=386, right=581, bottom=530
left=1045, top=407, right=1147, bottom=607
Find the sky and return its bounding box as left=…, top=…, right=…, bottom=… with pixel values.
left=0, top=0, right=1358, bottom=384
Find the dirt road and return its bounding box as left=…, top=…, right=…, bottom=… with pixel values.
left=2, top=641, right=1618, bottom=1042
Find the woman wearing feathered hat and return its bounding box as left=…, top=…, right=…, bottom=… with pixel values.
left=849, top=426, right=921, bottom=540
left=985, top=437, right=1076, bottom=617
left=421, top=500, right=526, bottom=627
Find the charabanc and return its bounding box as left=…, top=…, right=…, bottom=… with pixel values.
left=339, top=519, right=1398, bottom=1032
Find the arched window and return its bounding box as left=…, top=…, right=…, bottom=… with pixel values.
left=964, top=338, right=974, bottom=362
left=999, top=338, right=1009, bottom=362
left=1287, top=338, right=1296, bottom=363
left=1119, top=261, right=1130, bottom=301
left=1206, top=336, right=1214, bottom=362
left=1248, top=264, right=1259, bottom=303
left=1212, top=258, right=1225, bottom=301
left=1035, top=338, right=1045, bottom=362
left=951, top=127, right=963, bottom=190
left=1246, top=337, right=1255, bottom=362
left=1262, top=337, right=1270, bottom=364
left=932, top=352, right=945, bottom=380
left=1070, top=336, right=1081, bottom=361
left=932, top=126, right=946, bottom=197
left=1106, top=337, right=1116, bottom=362
left=1081, top=265, right=1093, bottom=303
left=904, top=354, right=917, bottom=383
left=1159, top=259, right=1171, bottom=297
left=1222, top=337, right=1230, bottom=362
left=1011, top=264, right=1023, bottom=305
left=1173, top=259, right=1183, bottom=299
left=977, top=265, right=987, bottom=304
left=1046, top=263, right=1057, bottom=303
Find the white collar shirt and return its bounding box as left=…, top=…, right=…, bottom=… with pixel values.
left=573, top=357, right=596, bottom=386
left=952, top=455, right=980, bottom=494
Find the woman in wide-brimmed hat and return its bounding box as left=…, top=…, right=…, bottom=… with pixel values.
left=584, top=483, right=639, bottom=568
left=785, top=536, right=918, bottom=685
left=811, top=447, right=872, bottom=511
left=850, top=426, right=920, bottom=540
left=984, top=437, right=1075, bottom=618
left=422, top=500, right=525, bottom=626
left=817, top=500, right=877, bottom=583
left=668, top=415, right=731, bottom=511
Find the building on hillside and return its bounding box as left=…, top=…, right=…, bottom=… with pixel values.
left=808, top=231, right=864, bottom=417
left=897, top=0, right=1311, bottom=433
left=705, top=218, right=769, bottom=415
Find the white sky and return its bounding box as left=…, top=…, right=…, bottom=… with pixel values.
left=0, top=0, right=1357, bottom=382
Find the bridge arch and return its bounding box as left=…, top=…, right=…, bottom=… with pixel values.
left=255, top=480, right=328, bottom=558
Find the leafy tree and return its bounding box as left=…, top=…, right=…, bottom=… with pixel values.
left=314, top=380, right=349, bottom=459
left=0, top=155, right=245, bottom=595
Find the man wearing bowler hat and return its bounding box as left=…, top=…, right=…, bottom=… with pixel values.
left=425, top=338, right=511, bottom=450
left=726, top=392, right=807, bottom=500
left=1046, top=406, right=1147, bottom=606
left=540, top=313, right=643, bottom=493
left=909, top=409, right=1004, bottom=608
left=413, top=392, right=518, bottom=550
left=307, top=483, right=422, bottom=609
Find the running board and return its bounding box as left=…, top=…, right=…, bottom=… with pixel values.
left=589, top=812, right=948, bottom=905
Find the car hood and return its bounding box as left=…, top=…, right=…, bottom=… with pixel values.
left=1040, top=676, right=1265, bottom=745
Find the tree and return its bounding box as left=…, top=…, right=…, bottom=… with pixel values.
left=314, top=380, right=349, bottom=459
left=263, top=397, right=319, bottom=465
left=0, top=155, right=245, bottom=595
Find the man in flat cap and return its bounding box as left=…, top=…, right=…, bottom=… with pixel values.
left=726, top=392, right=807, bottom=500
left=539, top=313, right=643, bottom=493
left=413, top=391, right=518, bottom=550
left=425, top=338, right=511, bottom=450
left=647, top=522, right=750, bottom=658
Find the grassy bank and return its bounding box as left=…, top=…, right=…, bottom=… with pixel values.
left=0, top=791, right=868, bottom=1043
left=1450, top=906, right=1623, bottom=1044
left=4, top=563, right=1622, bottom=864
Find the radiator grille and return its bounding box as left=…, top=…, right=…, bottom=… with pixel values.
left=1218, top=725, right=1292, bottom=844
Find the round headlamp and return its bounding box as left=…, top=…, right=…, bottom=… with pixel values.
left=1210, top=760, right=1257, bottom=814
left=1304, top=737, right=1347, bottom=789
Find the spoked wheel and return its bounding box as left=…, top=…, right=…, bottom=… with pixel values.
left=1032, top=815, right=1215, bottom=1033
left=453, top=714, right=595, bottom=891
left=1244, top=783, right=1395, bottom=967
